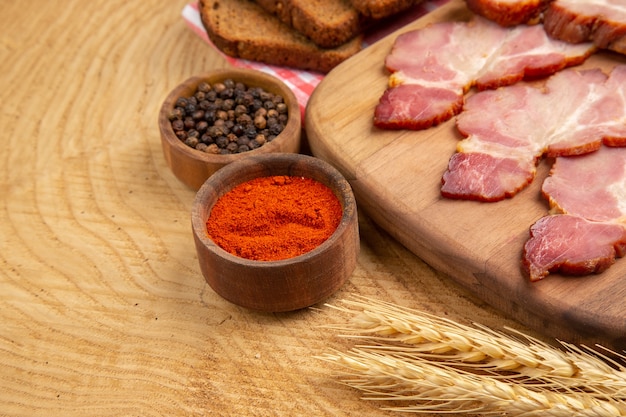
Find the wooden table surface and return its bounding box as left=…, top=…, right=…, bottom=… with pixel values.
left=0, top=1, right=547, bottom=415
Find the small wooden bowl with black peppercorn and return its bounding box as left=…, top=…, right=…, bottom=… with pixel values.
left=159, top=68, right=301, bottom=190
left=191, top=153, right=359, bottom=312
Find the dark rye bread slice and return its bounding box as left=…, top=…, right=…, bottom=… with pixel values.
left=253, top=0, right=367, bottom=49
left=350, top=0, right=424, bottom=19
left=199, top=0, right=362, bottom=73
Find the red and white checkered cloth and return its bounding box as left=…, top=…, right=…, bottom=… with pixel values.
left=181, top=0, right=449, bottom=117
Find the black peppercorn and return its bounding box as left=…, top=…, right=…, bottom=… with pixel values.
left=198, top=82, right=211, bottom=93
left=215, top=136, right=228, bottom=148
left=201, top=133, right=213, bottom=144
left=237, top=114, right=252, bottom=127
left=240, top=92, right=254, bottom=107
left=192, top=109, right=205, bottom=121
left=251, top=99, right=262, bottom=112
left=269, top=123, right=284, bottom=136
left=254, top=115, right=267, bottom=130
left=276, top=103, right=288, bottom=114
left=207, top=125, right=222, bottom=138
left=169, top=78, right=288, bottom=154
left=195, top=91, right=206, bottom=101
left=185, top=136, right=199, bottom=148
left=199, top=100, right=211, bottom=110
left=216, top=110, right=228, bottom=121
left=260, top=91, right=271, bottom=101
left=220, top=88, right=234, bottom=100
left=267, top=117, right=278, bottom=128
left=232, top=124, right=244, bottom=136
left=169, top=107, right=184, bottom=120
left=196, top=121, right=209, bottom=133
left=184, top=117, right=195, bottom=130
left=226, top=142, right=238, bottom=153
left=205, top=110, right=216, bottom=124
left=171, top=119, right=184, bottom=131
left=245, top=126, right=257, bottom=139
left=213, top=82, right=226, bottom=94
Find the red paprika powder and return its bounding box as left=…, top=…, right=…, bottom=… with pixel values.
left=206, top=175, right=343, bottom=261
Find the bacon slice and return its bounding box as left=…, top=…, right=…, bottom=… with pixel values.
left=441, top=66, right=626, bottom=202
left=373, top=17, right=594, bottom=130
left=373, top=85, right=463, bottom=130
left=522, top=146, right=626, bottom=281
left=465, top=0, right=552, bottom=26
left=544, top=0, right=626, bottom=55
left=542, top=146, right=626, bottom=222
left=441, top=153, right=537, bottom=202
left=522, top=214, right=626, bottom=281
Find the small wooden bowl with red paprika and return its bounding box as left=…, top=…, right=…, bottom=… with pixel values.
left=159, top=68, right=301, bottom=190
left=191, top=153, right=359, bottom=312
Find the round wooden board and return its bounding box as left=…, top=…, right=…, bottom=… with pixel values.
left=306, top=0, right=626, bottom=351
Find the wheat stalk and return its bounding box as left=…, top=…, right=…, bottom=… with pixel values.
left=320, top=347, right=626, bottom=416
left=322, top=296, right=626, bottom=398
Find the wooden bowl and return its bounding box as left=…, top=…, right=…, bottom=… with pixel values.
left=158, top=69, right=301, bottom=190
left=191, top=153, right=359, bottom=312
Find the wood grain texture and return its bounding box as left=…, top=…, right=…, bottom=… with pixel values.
left=0, top=0, right=555, bottom=415
left=306, top=0, right=626, bottom=352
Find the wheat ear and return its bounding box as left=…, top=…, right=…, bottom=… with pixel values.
left=320, top=348, right=626, bottom=416
left=323, top=296, right=626, bottom=397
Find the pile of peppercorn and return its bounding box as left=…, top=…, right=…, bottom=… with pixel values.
left=168, top=79, right=288, bottom=154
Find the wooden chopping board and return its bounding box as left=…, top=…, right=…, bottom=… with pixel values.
left=306, top=0, right=626, bottom=352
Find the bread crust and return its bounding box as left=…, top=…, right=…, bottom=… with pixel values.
left=350, top=0, right=423, bottom=19
left=254, top=0, right=367, bottom=48
left=199, top=0, right=362, bottom=73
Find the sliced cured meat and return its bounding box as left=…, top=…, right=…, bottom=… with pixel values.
left=374, top=18, right=502, bottom=130
left=372, top=85, right=463, bottom=130
left=523, top=146, right=626, bottom=281
left=441, top=66, right=626, bottom=202
left=544, top=0, right=626, bottom=55
left=476, top=19, right=595, bottom=89
left=441, top=153, right=537, bottom=202
left=542, top=146, right=626, bottom=222
left=522, top=214, right=626, bottom=281
left=465, top=0, right=552, bottom=26
left=464, top=0, right=626, bottom=56
left=373, top=17, right=594, bottom=130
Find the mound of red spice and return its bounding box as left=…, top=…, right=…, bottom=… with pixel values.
left=206, top=175, right=343, bottom=261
